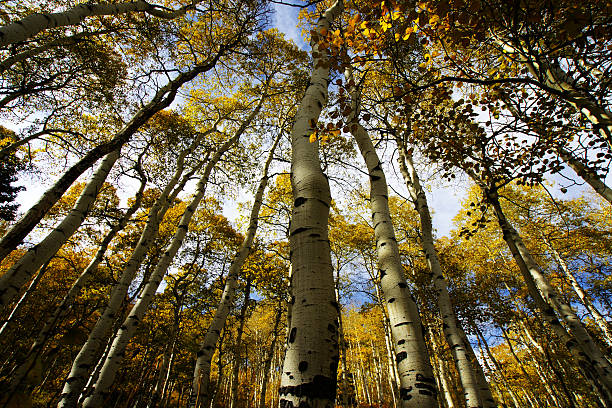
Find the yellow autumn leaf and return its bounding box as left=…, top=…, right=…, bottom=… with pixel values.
left=429, top=14, right=440, bottom=25
left=309, top=133, right=317, bottom=143
left=402, top=26, right=413, bottom=40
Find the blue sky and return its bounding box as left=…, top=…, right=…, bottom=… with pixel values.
left=271, top=2, right=307, bottom=49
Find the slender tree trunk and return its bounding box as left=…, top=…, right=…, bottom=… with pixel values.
left=476, top=180, right=612, bottom=403
left=229, top=279, right=252, bottom=408
left=0, top=41, right=234, bottom=262
left=544, top=237, right=612, bottom=348
left=188, top=126, right=278, bottom=407
left=557, top=147, right=612, bottom=205
left=258, top=300, right=283, bottom=408
left=83, top=112, right=256, bottom=407
left=0, top=0, right=200, bottom=47
left=0, top=259, right=49, bottom=337
left=0, top=149, right=120, bottom=307
left=278, top=2, right=343, bottom=407
left=395, top=137, right=493, bottom=408
left=58, top=144, right=198, bottom=407
left=427, top=328, right=454, bottom=408
left=5, top=174, right=146, bottom=397
left=475, top=326, right=524, bottom=408
left=347, top=76, right=437, bottom=407
left=494, top=37, right=612, bottom=147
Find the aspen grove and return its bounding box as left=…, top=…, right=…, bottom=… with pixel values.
left=0, top=0, right=611, bottom=407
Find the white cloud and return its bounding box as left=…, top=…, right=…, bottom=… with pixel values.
left=271, top=2, right=307, bottom=50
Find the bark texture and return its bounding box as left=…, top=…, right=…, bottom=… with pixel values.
left=4, top=173, right=146, bottom=398
left=278, top=2, right=343, bottom=408
left=347, top=77, right=437, bottom=408
left=395, top=139, right=494, bottom=408
left=0, top=45, right=233, bottom=262
left=83, top=112, right=256, bottom=407
left=188, top=125, right=278, bottom=408
left=0, top=149, right=120, bottom=308
left=58, top=133, right=205, bottom=407
left=0, top=0, right=198, bottom=47
left=477, top=180, right=612, bottom=403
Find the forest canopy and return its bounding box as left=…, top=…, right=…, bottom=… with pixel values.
left=0, top=0, right=611, bottom=407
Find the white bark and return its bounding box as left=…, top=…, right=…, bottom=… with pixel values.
left=189, top=125, right=278, bottom=408
left=494, top=37, right=612, bottom=147
left=278, top=2, right=343, bottom=408
left=58, top=132, right=205, bottom=408
left=557, top=147, right=612, bottom=205
left=544, top=238, right=612, bottom=348
left=5, top=174, right=146, bottom=397
left=395, top=141, right=494, bottom=408
left=84, top=110, right=259, bottom=407
left=478, top=181, right=612, bottom=403
left=0, top=51, right=229, bottom=262
left=346, top=77, right=437, bottom=407
left=0, top=149, right=120, bottom=308
left=0, top=0, right=198, bottom=47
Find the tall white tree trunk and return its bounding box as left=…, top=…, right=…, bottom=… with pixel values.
left=394, top=139, right=494, bottom=408
left=80, top=109, right=260, bottom=406
left=544, top=237, right=612, bottom=348
left=0, top=149, right=120, bottom=308
left=477, top=180, right=612, bottom=403
left=58, top=132, right=206, bottom=408
left=0, top=0, right=199, bottom=47
left=556, top=147, right=612, bottom=205
left=4, top=173, right=146, bottom=397
left=0, top=48, right=232, bottom=262
left=346, top=76, right=437, bottom=407
left=189, top=127, right=279, bottom=408
left=278, top=1, right=343, bottom=407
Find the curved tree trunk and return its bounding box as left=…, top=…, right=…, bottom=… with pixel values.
left=81, top=110, right=259, bottom=406
left=494, top=37, right=612, bottom=147
left=347, top=79, right=437, bottom=407
left=557, top=147, right=612, bottom=205
left=544, top=237, right=612, bottom=348
left=278, top=2, right=343, bottom=407
left=394, top=139, right=494, bottom=408
left=0, top=43, right=233, bottom=262
left=58, top=131, right=206, bottom=408
left=188, top=125, right=278, bottom=408
left=0, top=0, right=199, bottom=47
left=0, top=149, right=120, bottom=307
left=4, top=172, right=146, bottom=398
left=476, top=179, right=612, bottom=403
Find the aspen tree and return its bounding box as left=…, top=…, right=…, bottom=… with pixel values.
left=0, top=0, right=202, bottom=47
left=0, top=36, right=242, bottom=262
left=543, top=237, right=612, bottom=349
left=58, top=127, right=209, bottom=407
left=3, top=168, right=147, bottom=398
left=189, top=128, right=280, bottom=408
left=394, top=138, right=495, bottom=408
left=346, top=71, right=438, bottom=407
left=229, top=278, right=252, bottom=408
left=503, top=99, right=612, bottom=206
left=278, top=1, right=344, bottom=407
left=0, top=149, right=120, bottom=308
left=493, top=37, right=612, bottom=148
left=81, top=115, right=254, bottom=406
left=472, top=177, right=612, bottom=404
